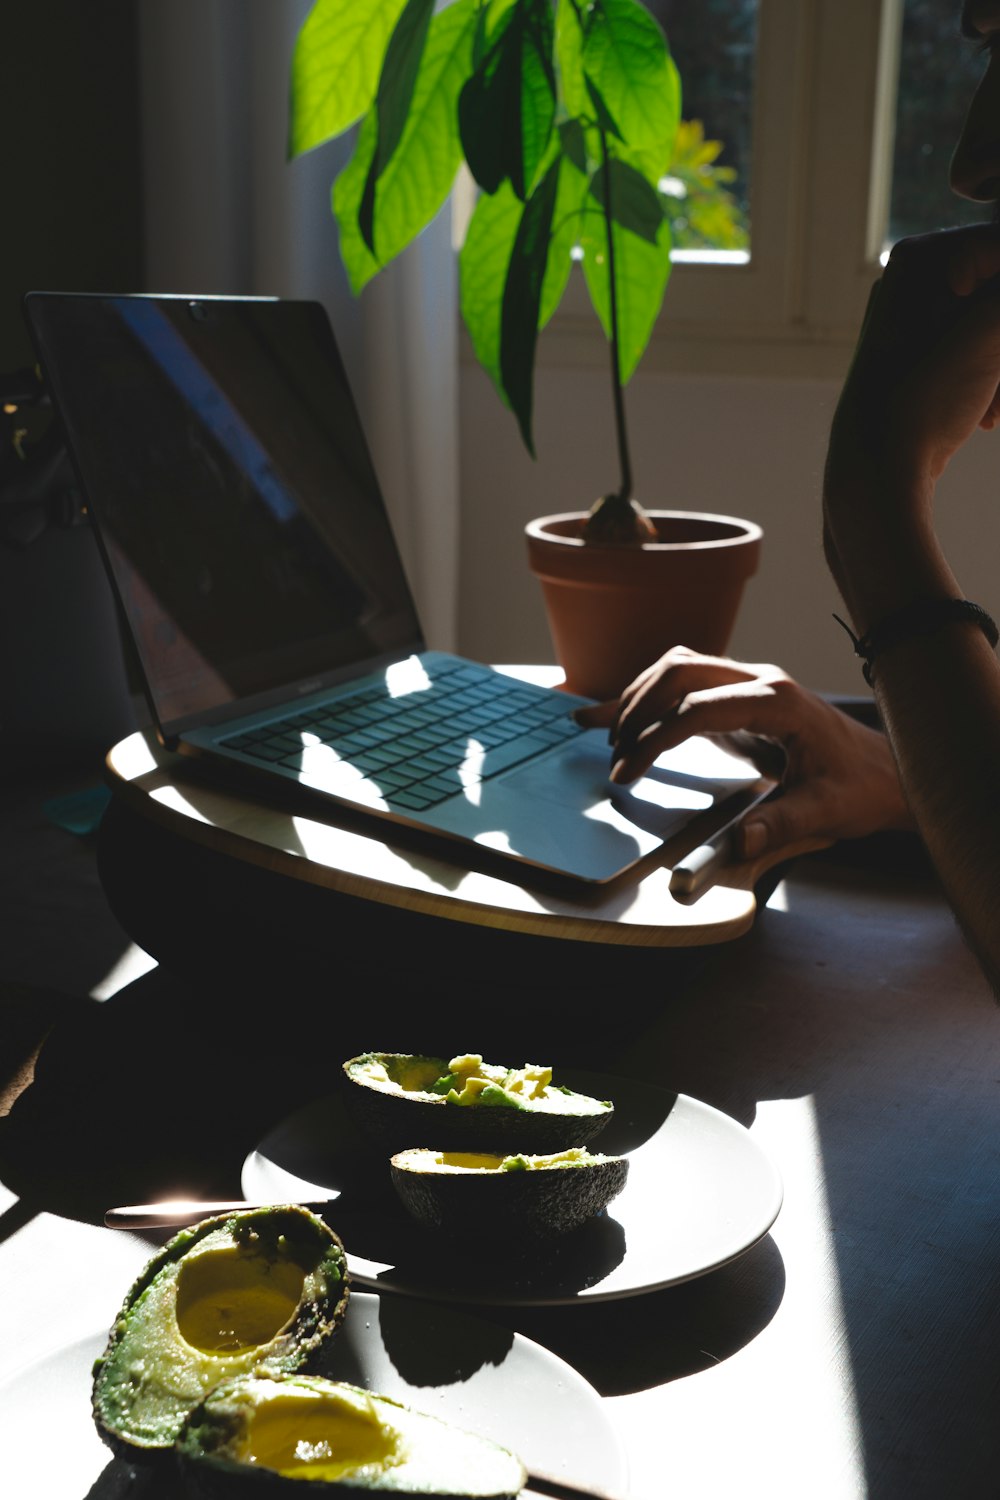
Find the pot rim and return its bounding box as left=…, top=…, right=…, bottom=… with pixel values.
left=525, top=509, right=763, bottom=552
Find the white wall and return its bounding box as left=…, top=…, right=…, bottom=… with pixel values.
left=458, top=343, right=1000, bottom=697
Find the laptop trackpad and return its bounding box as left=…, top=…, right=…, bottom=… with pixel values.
left=430, top=732, right=747, bottom=883
left=504, top=732, right=745, bottom=834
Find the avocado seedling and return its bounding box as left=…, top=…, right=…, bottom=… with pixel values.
left=390, top=1146, right=629, bottom=1239
left=176, top=1373, right=527, bottom=1496
left=287, top=0, right=733, bottom=546
left=342, top=1052, right=614, bottom=1155
left=92, top=1205, right=350, bottom=1458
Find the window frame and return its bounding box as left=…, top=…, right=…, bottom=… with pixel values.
left=533, top=0, right=915, bottom=381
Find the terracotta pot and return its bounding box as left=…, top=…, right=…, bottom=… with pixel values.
left=525, top=510, right=763, bottom=702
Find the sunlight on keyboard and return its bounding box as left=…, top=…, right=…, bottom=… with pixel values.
left=219, top=659, right=586, bottom=816
left=458, top=738, right=484, bottom=804
left=384, top=656, right=433, bottom=697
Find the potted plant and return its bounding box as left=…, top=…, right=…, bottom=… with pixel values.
left=288, top=0, right=761, bottom=699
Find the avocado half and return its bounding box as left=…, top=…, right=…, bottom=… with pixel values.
left=92, top=1205, right=350, bottom=1458
left=390, top=1147, right=629, bottom=1240
left=176, top=1373, right=527, bottom=1497
left=343, top=1052, right=614, bottom=1155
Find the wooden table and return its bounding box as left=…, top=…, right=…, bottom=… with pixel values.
left=0, top=704, right=997, bottom=1496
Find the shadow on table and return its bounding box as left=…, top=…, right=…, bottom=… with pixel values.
left=0, top=954, right=702, bottom=1227
left=503, top=1232, right=786, bottom=1395
left=603, top=834, right=1000, bottom=1495
left=0, top=965, right=355, bottom=1223
left=10, top=824, right=997, bottom=1495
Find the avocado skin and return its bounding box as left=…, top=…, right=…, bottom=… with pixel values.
left=92, top=1205, right=350, bottom=1460
left=389, top=1152, right=629, bottom=1240
left=343, top=1053, right=613, bottom=1156
left=175, top=1374, right=528, bottom=1498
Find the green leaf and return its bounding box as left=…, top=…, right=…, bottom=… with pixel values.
left=459, top=8, right=523, bottom=194
left=583, top=0, right=680, bottom=160
left=459, top=0, right=555, bottom=199
left=540, top=149, right=590, bottom=325
left=558, top=117, right=588, bottom=174
left=579, top=182, right=673, bottom=384
left=460, top=182, right=524, bottom=399
left=360, top=0, right=437, bottom=253
left=460, top=147, right=587, bottom=407
left=333, top=0, right=477, bottom=293
left=554, top=0, right=590, bottom=121
left=518, top=0, right=557, bottom=197
left=500, top=157, right=561, bottom=454
left=584, top=75, right=625, bottom=142
left=472, top=0, right=519, bottom=66
left=288, top=0, right=410, bottom=158
left=589, top=157, right=664, bottom=244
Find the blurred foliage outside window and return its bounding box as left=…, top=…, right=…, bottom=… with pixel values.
left=655, top=2, right=992, bottom=261
left=651, top=0, right=757, bottom=256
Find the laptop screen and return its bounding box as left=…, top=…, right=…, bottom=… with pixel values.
left=24, top=293, right=424, bottom=733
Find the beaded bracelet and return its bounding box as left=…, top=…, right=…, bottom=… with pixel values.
left=834, top=599, right=999, bottom=687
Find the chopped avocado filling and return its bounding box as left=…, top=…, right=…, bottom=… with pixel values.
left=425, top=1148, right=605, bottom=1173
left=426, top=1055, right=612, bottom=1114
left=436, top=1056, right=553, bottom=1109
left=348, top=1053, right=613, bottom=1140
left=500, top=1149, right=598, bottom=1171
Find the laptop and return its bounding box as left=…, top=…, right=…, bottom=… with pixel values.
left=23, top=291, right=767, bottom=884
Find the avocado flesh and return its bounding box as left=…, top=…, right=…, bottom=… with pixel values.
left=344, top=1052, right=613, bottom=1155
left=390, top=1147, right=629, bottom=1239
left=92, top=1206, right=349, bottom=1456
left=409, top=1148, right=606, bottom=1172
left=177, top=1374, right=527, bottom=1497
left=349, top=1052, right=609, bottom=1114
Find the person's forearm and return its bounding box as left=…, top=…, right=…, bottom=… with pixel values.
left=827, top=481, right=1000, bottom=993
left=818, top=227, right=1000, bottom=995
left=865, top=618, right=1000, bottom=996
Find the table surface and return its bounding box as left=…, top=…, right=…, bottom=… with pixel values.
left=1, top=695, right=998, bottom=1497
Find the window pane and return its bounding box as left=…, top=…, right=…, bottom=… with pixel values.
left=648, top=0, right=758, bottom=258
left=886, top=0, right=986, bottom=248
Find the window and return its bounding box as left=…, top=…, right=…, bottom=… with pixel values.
left=885, top=0, right=985, bottom=247
left=543, top=0, right=982, bottom=379
left=650, top=0, right=758, bottom=260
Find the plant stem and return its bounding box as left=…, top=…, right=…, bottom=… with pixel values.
left=599, top=126, right=632, bottom=505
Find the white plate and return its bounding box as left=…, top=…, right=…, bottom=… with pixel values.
left=0, top=1292, right=626, bottom=1496
left=243, top=1072, right=783, bottom=1306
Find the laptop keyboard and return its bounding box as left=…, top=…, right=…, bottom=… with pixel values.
left=218, top=662, right=585, bottom=811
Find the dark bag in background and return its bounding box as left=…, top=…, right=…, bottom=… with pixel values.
left=1, top=368, right=137, bottom=771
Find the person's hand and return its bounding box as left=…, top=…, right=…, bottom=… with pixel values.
left=823, top=224, right=1000, bottom=625
left=574, top=646, right=915, bottom=859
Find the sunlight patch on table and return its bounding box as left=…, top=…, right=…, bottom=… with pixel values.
left=89, top=943, right=158, bottom=1001
left=150, top=785, right=216, bottom=823
left=765, top=880, right=790, bottom=913
left=288, top=815, right=554, bottom=915
left=609, top=1095, right=864, bottom=1500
